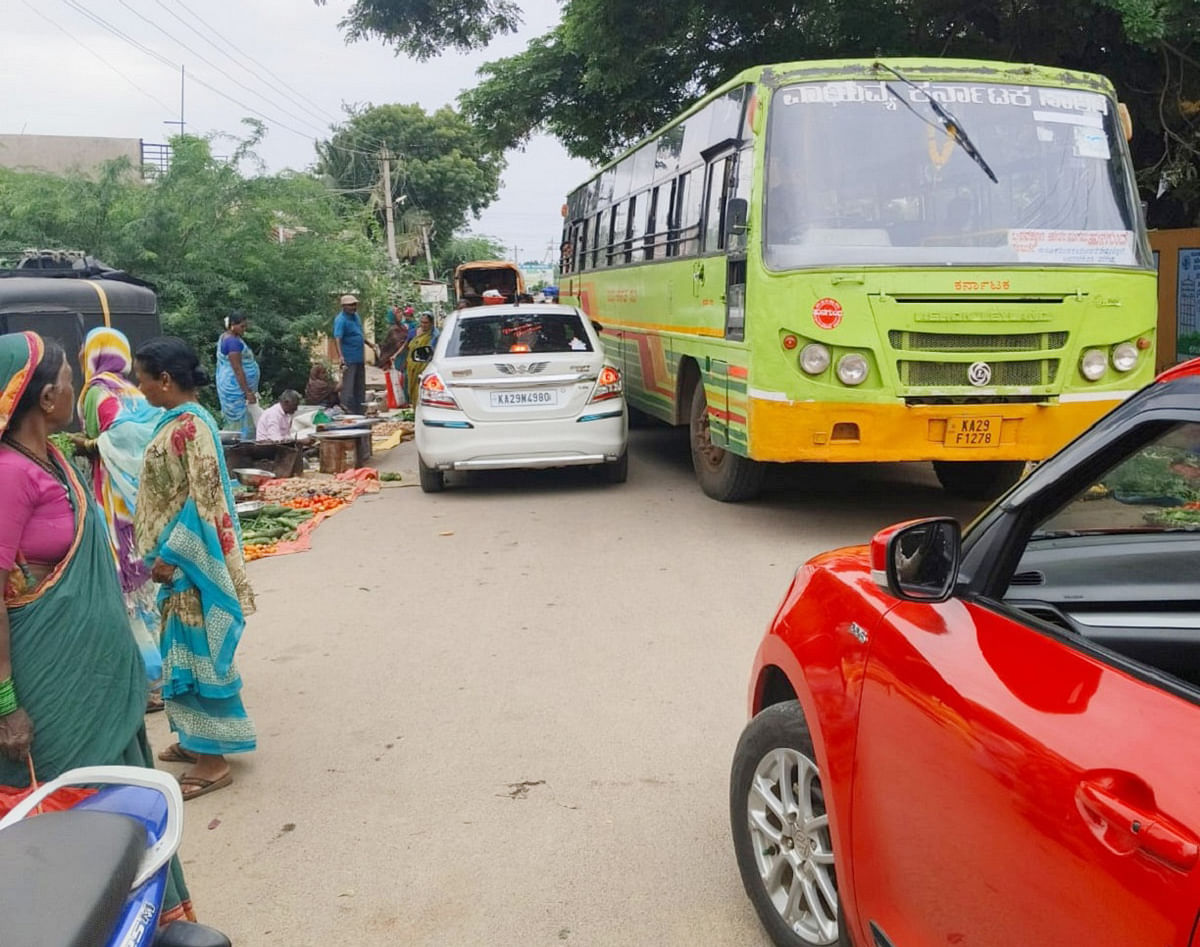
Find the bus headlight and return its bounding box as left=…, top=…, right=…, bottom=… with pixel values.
left=799, top=344, right=831, bottom=375
left=1112, top=342, right=1139, bottom=373
left=836, top=353, right=869, bottom=386
left=1081, top=349, right=1108, bottom=381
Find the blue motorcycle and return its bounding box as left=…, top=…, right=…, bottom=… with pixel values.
left=0, top=766, right=231, bottom=947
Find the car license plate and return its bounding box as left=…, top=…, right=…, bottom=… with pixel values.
left=945, top=416, right=1001, bottom=447
left=490, top=389, right=558, bottom=408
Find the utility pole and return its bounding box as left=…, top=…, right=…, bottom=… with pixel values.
left=379, top=146, right=398, bottom=265
left=420, top=222, right=441, bottom=323
left=164, top=65, right=186, bottom=137
left=421, top=223, right=435, bottom=281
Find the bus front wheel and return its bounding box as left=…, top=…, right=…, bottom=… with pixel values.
left=689, top=383, right=765, bottom=502
left=933, top=460, right=1026, bottom=500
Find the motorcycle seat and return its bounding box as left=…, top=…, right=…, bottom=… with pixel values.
left=0, top=809, right=145, bottom=947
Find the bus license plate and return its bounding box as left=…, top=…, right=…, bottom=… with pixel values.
left=490, top=389, right=558, bottom=408
left=945, top=416, right=1001, bottom=447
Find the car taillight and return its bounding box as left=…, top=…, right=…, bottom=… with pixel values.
left=590, top=365, right=622, bottom=403
left=419, top=372, right=459, bottom=409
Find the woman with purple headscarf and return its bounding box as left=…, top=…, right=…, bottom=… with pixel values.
left=69, top=327, right=165, bottom=705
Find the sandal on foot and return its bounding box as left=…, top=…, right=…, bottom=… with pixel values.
left=146, top=695, right=165, bottom=714
left=157, top=743, right=198, bottom=764
left=179, top=772, right=233, bottom=801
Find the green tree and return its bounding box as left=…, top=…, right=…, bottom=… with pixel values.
left=315, top=103, right=506, bottom=256
left=332, top=0, right=1200, bottom=220
left=435, top=233, right=507, bottom=276
left=0, top=129, right=387, bottom=399
left=316, top=0, right=521, bottom=59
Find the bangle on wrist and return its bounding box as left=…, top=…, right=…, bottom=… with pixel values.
left=0, top=676, right=19, bottom=717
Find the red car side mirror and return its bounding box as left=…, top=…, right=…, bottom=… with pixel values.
left=871, top=517, right=962, bottom=603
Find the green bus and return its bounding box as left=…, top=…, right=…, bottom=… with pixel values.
left=559, top=58, right=1157, bottom=501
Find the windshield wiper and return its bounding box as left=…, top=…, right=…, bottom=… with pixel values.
left=875, top=62, right=998, bottom=184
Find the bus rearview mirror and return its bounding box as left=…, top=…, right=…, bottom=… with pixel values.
left=726, top=198, right=748, bottom=239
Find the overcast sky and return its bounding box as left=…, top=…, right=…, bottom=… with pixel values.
left=3, top=0, right=590, bottom=267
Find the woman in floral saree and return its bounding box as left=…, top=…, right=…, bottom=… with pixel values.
left=133, top=337, right=255, bottom=801
left=0, top=331, right=194, bottom=922
left=72, top=327, right=164, bottom=701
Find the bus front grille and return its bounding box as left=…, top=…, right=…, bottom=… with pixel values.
left=898, top=359, right=1060, bottom=388
left=888, top=330, right=1068, bottom=352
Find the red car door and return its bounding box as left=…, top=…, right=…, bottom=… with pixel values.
left=846, top=597, right=1200, bottom=946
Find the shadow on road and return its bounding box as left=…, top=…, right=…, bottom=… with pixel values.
left=434, top=424, right=991, bottom=534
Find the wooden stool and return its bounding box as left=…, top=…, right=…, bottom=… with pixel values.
left=316, top=432, right=373, bottom=473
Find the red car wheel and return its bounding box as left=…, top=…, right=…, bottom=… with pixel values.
left=731, top=701, right=849, bottom=947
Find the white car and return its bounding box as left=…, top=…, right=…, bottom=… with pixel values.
left=412, top=303, right=628, bottom=492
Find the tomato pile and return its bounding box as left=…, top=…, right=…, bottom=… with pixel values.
left=244, top=543, right=280, bottom=562
left=280, top=495, right=347, bottom=514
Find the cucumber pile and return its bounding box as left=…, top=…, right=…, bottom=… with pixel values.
left=239, top=504, right=315, bottom=545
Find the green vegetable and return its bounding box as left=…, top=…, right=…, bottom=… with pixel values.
left=380, top=472, right=403, bottom=482
left=1105, top=450, right=1200, bottom=502
left=49, top=432, right=76, bottom=456
left=1144, top=508, right=1200, bottom=528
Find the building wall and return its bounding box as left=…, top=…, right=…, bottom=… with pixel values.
left=0, top=134, right=143, bottom=177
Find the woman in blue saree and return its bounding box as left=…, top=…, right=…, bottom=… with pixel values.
left=0, top=331, right=195, bottom=923
left=134, top=337, right=256, bottom=801
left=214, top=311, right=260, bottom=439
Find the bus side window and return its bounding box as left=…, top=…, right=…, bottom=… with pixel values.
left=607, top=204, right=627, bottom=267
left=627, top=193, right=645, bottom=263
left=669, top=172, right=689, bottom=257
left=678, top=172, right=703, bottom=257
left=591, top=213, right=603, bottom=269
left=704, top=155, right=736, bottom=252
left=663, top=179, right=679, bottom=257
left=575, top=221, right=588, bottom=272
left=644, top=186, right=659, bottom=261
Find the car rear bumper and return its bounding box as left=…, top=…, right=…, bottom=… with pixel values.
left=416, top=408, right=627, bottom=470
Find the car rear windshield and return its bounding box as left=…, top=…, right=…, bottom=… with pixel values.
left=445, top=311, right=593, bottom=356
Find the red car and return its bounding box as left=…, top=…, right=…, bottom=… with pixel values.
left=731, top=360, right=1200, bottom=947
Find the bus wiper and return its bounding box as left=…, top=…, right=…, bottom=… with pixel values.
left=875, top=62, right=998, bottom=184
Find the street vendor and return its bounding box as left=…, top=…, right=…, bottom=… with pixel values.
left=255, top=390, right=302, bottom=442
left=377, top=311, right=412, bottom=407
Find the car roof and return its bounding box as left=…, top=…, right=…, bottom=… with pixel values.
left=456, top=303, right=583, bottom=319
left=1155, top=356, right=1200, bottom=385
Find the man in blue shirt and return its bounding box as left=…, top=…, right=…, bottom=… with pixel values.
left=333, top=294, right=375, bottom=413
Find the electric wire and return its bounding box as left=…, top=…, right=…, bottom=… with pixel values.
left=155, top=0, right=398, bottom=157
left=18, top=0, right=174, bottom=113
left=157, top=0, right=345, bottom=131
left=115, top=0, right=332, bottom=138
left=56, top=0, right=381, bottom=159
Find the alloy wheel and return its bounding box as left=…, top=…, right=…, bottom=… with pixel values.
left=745, top=747, right=840, bottom=944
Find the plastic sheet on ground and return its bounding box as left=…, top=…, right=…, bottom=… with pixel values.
left=244, top=468, right=379, bottom=561
left=371, top=420, right=414, bottom=453
left=372, top=428, right=406, bottom=452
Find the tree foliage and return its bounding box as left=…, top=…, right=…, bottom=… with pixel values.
left=0, top=130, right=387, bottom=398
left=434, top=233, right=508, bottom=277
left=339, top=0, right=1200, bottom=221
left=317, top=0, right=522, bottom=60
left=315, top=103, right=506, bottom=255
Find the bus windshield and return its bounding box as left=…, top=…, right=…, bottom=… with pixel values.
left=765, top=80, right=1148, bottom=269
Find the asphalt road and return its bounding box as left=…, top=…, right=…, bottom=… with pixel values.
left=151, top=426, right=985, bottom=946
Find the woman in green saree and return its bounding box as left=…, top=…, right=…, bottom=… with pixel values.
left=0, top=331, right=194, bottom=925
left=404, top=311, right=437, bottom=405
